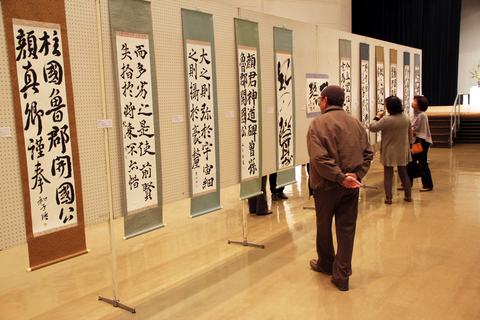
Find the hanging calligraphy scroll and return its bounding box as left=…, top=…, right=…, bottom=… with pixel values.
left=375, top=46, right=385, bottom=142
left=182, top=9, right=221, bottom=217
left=360, top=43, right=370, bottom=128
left=3, top=0, right=87, bottom=270
left=273, top=27, right=296, bottom=188
left=414, top=53, right=421, bottom=96
left=235, top=19, right=263, bottom=200
left=404, top=52, right=411, bottom=115
left=109, top=0, right=164, bottom=238
left=306, top=73, right=328, bottom=118
left=339, top=39, right=352, bottom=114
left=390, top=49, right=397, bottom=96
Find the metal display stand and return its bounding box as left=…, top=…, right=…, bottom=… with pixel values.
left=96, top=0, right=135, bottom=313
left=228, top=199, right=265, bottom=249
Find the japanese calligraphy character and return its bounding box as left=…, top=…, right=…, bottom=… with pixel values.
left=277, top=59, right=292, bottom=91
left=15, top=29, right=27, bottom=61
left=32, top=161, right=50, bottom=193
left=248, top=71, right=257, bottom=87
left=137, top=119, right=154, bottom=138
left=246, top=53, right=256, bottom=68
left=142, top=181, right=155, bottom=201
left=203, top=163, right=213, bottom=175
left=128, top=160, right=138, bottom=173
left=125, top=142, right=137, bottom=156
left=123, top=121, right=138, bottom=139
left=200, top=83, right=210, bottom=100
left=279, top=116, right=293, bottom=166
left=140, top=162, right=152, bottom=179
left=46, top=90, right=66, bottom=122
left=199, top=48, right=210, bottom=65
left=202, top=140, right=212, bottom=160
left=58, top=207, right=74, bottom=223
left=188, top=48, right=198, bottom=62
left=124, top=102, right=136, bottom=119
left=248, top=158, right=257, bottom=175
left=20, top=61, right=40, bottom=98
left=202, top=177, right=214, bottom=189
left=192, top=124, right=201, bottom=145
left=43, top=60, right=63, bottom=85
left=24, top=101, right=44, bottom=135
left=135, top=45, right=148, bottom=59
left=28, top=136, right=45, bottom=160
left=135, top=81, right=148, bottom=99
left=120, top=43, right=132, bottom=60
left=191, top=147, right=201, bottom=169
left=38, top=31, right=50, bottom=56
left=26, top=30, right=38, bottom=59
left=136, top=62, right=146, bottom=78
left=47, top=124, right=70, bottom=154
left=122, top=81, right=134, bottom=97
left=138, top=104, right=152, bottom=116
left=189, top=83, right=199, bottom=101
left=120, top=63, right=134, bottom=79
left=138, top=140, right=155, bottom=156
left=51, top=155, right=72, bottom=179
left=200, top=103, right=211, bottom=121
left=199, top=68, right=210, bottom=80
left=56, top=182, right=75, bottom=204
left=129, top=174, right=139, bottom=190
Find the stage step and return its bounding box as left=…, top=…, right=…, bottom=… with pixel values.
left=428, top=114, right=451, bottom=148
left=456, top=118, right=480, bottom=144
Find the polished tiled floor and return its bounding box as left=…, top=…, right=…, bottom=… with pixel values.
left=2, top=144, right=480, bottom=319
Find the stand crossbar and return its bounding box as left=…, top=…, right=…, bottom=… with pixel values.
left=99, top=295, right=136, bottom=313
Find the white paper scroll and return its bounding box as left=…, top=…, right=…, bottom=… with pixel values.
left=186, top=40, right=217, bottom=196
left=115, top=32, right=158, bottom=215
left=238, top=46, right=259, bottom=182
left=391, top=62, right=397, bottom=96
left=275, top=51, right=294, bottom=170
left=361, top=60, right=370, bottom=127
left=414, top=65, right=421, bottom=96
left=306, top=73, right=328, bottom=117
left=340, top=58, right=352, bottom=114
left=376, top=62, right=385, bottom=113
left=404, top=65, right=411, bottom=115
left=13, top=19, right=78, bottom=236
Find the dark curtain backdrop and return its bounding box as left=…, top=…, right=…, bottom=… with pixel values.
left=352, top=0, right=462, bottom=106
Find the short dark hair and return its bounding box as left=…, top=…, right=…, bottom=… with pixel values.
left=414, top=95, right=429, bottom=111
left=321, top=85, right=345, bottom=106
left=385, top=96, right=403, bottom=115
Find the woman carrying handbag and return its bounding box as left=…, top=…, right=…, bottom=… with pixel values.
left=408, top=95, right=434, bottom=191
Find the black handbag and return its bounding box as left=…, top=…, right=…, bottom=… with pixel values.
left=407, top=162, right=424, bottom=178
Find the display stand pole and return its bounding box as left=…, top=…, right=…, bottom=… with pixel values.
left=228, top=199, right=265, bottom=249
left=96, top=0, right=135, bottom=313
left=362, top=132, right=377, bottom=189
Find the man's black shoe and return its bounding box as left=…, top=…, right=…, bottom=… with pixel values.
left=331, top=278, right=349, bottom=291
left=310, top=259, right=332, bottom=275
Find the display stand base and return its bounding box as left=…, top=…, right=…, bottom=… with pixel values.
left=228, top=239, right=265, bottom=249
left=98, top=295, right=136, bottom=313
left=303, top=206, right=315, bottom=209
left=361, top=184, right=378, bottom=189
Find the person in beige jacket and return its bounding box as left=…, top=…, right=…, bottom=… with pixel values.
left=369, top=96, right=415, bottom=204
left=307, top=85, right=374, bottom=291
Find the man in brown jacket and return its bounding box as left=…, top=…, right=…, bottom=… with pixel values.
left=307, top=85, right=374, bottom=291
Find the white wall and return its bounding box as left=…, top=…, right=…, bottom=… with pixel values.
left=458, top=0, right=480, bottom=95
left=205, top=0, right=352, bottom=32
